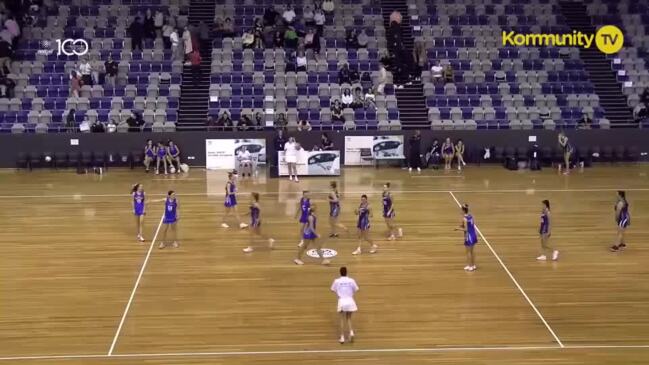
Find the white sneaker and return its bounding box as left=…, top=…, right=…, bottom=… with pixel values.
left=409, top=167, right=412, bottom=172
left=221, top=223, right=229, bottom=228
left=398, top=228, right=403, bottom=237
left=464, top=265, right=471, bottom=271
left=295, top=177, right=299, bottom=182
left=349, top=330, right=355, bottom=342
left=552, top=250, right=559, bottom=261
left=268, top=238, right=275, bottom=249
left=137, top=235, right=145, bottom=242
left=339, top=335, right=345, bottom=344
left=457, top=165, right=461, bottom=171
left=298, top=240, right=304, bottom=248
left=417, top=167, right=421, bottom=172
left=536, top=255, right=547, bottom=261
left=294, top=258, right=304, bottom=265
left=369, top=245, right=378, bottom=254
left=289, top=175, right=294, bottom=181
left=172, top=241, right=179, bottom=248
left=388, top=235, right=396, bottom=241
left=243, top=247, right=254, bottom=253
left=352, top=247, right=362, bottom=255
left=239, top=222, right=248, bottom=229
left=471, top=265, right=477, bottom=271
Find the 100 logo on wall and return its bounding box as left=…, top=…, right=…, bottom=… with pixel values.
left=38, top=39, right=89, bottom=57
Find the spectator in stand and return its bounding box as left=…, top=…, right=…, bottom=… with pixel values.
left=206, top=115, right=217, bottom=130
left=0, top=38, right=11, bottom=76
left=388, top=21, right=402, bottom=50
left=338, top=63, right=351, bottom=84
left=376, top=62, right=388, bottom=95
left=264, top=6, right=279, bottom=26
left=408, top=130, right=422, bottom=172
left=222, top=17, right=236, bottom=38
left=242, top=29, right=255, bottom=49
left=321, top=133, right=334, bottom=150
left=253, top=18, right=264, bottom=48
left=443, top=63, right=454, bottom=84
left=217, top=110, right=233, bottom=129
left=254, top=111, right=264, bottom=129
left=190, top=50, right=201, bottom=85
left=70, top=71, right=82, bottom=97
left=578, top=112, right=592, bottom=129
left=351, top=87, right=365, bottom=109
left=170, top=27, right=181, bottom=61
left=283, top=4, right=296, bottom=25
left=322, top=0, right=335, bottom=14
left=91, top=119, right=105, bottom=133
left=78, top=58, right=93, bottom=86
left=298, top=119, right=312, bottom=131
left=162, top=23, right=173, bottom=49
left=65, top=109, right=76, bottom=130
left=641, top=88, right=649, bottom=104
left=182, top=26, right=193, bottom=61
left=128, top=16, right=144, bottom=51
left=357, top=29, right=368, bottom=48
left=346, top=29, right=359, bottom=49
left=412, top=40, right=426, bottom=81
left=303, top=5, right=315, bottom=27
left=263, top=26, right=275, bottom=48
left=198, top=21, right=210, bottom=43
left=341, top=88, right=353, bottom=108
left=296, top=50, right=307, bottom=71
left=304, top=28, right=320, bottom=53
left=0, top=73, right=15, bottom=98
left=426, top=138, right=441, bottom=169
left=389, top=10, right=402, bottom=25
left=314, top=7, right=325, bottom=36
left=274, top=30, right=284, bottom=48
left=431, top=60, right=443, bottom=84
left=331, top=99, right=345, bottom=123
left=79, top=116, right=91, bottom=132
left=239, top=113, right=252, bottom=131
left=91, top=58, right=104, bottom=85
left=214, top=17, right=224, bottom=34
left=285, top=26, right=299, bottom=49
left=154, top=9, right=164, bottom=38
left=275, top=112, right=288, bottom=129
left=144, top=9, right=155, bottom=39
left=5, top=15, right=19, bottom=48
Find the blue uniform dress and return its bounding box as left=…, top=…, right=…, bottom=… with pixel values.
left=157, top=146, right=167, bottom=159
left=163, top=197, right=177, bottom=224
left=357, top=203, right=371, bottom=231
left=145, top=146, right=155, bottom=159
left=169, top=145, right=179, bottom=157
left=133, top=191, right=145, bottom=216
left=617, top=199, right=630, bottom=228
left=303, top=214, right=318, bottom=240
left=539, top=210, right=550, bottom=235
left=382, top=192, right=395, bottom=218
left=464, top=214, right=478, bottom=246
left=330, top=191, right=340, bottom=218
left=561, top=137, right=573, bottom=154
left=224, top=182, right=237, bottom=207
left=299, top=197, right=311, bottom=224
left=250, top=204, right=261, bottom=228
left=443, top=143, right=454, bottom=155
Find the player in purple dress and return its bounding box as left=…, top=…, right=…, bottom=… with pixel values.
left=132, top=183, right=146, bottom=242
left=296, top=190, right=311, bottom=247
left=352, top=194, right=378, bottom=255
left=221, top=172, right=248, bottom=229
left=294, top=206, right=329, bottom=266
left=243, top=192, right=275, bottom=253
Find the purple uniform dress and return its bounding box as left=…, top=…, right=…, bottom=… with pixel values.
left=250, top=204, right=261, bottom=227
left=224, top=181, right=237, bottom=207
left=133, top=191, right=145, bottom=216
left=382, top=192, right=395, bottom=218
left=464, top=214, right=477, bottom=246
left=357, top=203, right=370, bottom=231
left=303, top=214, right=318, bottom=240
left=299, top=197, right=310, bottom=223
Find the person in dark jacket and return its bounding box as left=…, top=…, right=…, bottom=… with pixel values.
left=129, top=17, right=144, bottom=51
left=408, top=130, right=422, bottom=172
left=426, top=138, right=441, bottom=169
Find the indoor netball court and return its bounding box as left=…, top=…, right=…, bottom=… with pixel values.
left=1, top=165, right=649, bottom=365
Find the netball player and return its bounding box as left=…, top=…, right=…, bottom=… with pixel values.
left=610, top=190, right=631, bottom=252
left=296, top=190, right=311, bottom=247
left=331, top=266, right=359, bottom=344
left=221, top=172, right=248, bottom=229
left=328, top=181, right=348, bottom=237
left=160, top=190, right=179, bottom=249
left=132, top=183, right=146, bottom=242
left=382, top=183, right=403, bottom=240
left=537, top=200, right=559, bottom=261
left=166, top=140, right=181, bottom=173
left=455, top=203, right=478, bottom=271
left=442, top=137, right=454, bottom=170
left=242, top=192, right=275, bottom=253
left=352, top=194, right=378, bottom=255
left=156, top=141, right=168, bottom=175
left=455, top=139, right=466, bottom=171
left=558, top=132, right=573, bottom=175
left=143, top=139, right=155, bottom=172
left=294, top=206, right=330, bottom=265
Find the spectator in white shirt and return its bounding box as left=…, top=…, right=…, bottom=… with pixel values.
left=282, top=4, right=296, bottom=25
left=296, top=50, right=307, bottom=72
left=431, top=61, right=443, bottom=84
left=170, top=28, right=181, bottom=60
left=154, top=10, right=164, bottom=38
left=162, top=24, right=173, bottom=49
left=376, top=63, right=388, bottom=95
left=341, top=88, right=354, bottom=108
left=322, top=0, right=335, bottom=14
left=314, top=8, right=325, bottom=35
left=303, top=5, right=314, bottom=26
left=331, top=267, right=358, bottom=344
left=182, top=26, right=193, bottom=61
left=78, top=59, right=93, bottom=86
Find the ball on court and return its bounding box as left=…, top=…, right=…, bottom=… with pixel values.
left=45, top=156, right=51, bottom=162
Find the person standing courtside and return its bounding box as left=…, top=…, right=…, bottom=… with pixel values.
left=331, top=267, right=359, bottom=344
left=408, top=130, right=422, bottom=172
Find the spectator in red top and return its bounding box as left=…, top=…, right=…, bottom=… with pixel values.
left=70, top=71, right=82, bottom=97
left=190, top=50, right=202, bottom=85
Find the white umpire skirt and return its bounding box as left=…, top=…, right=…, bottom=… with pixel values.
left=285, top=155, right=297, bottom=164
left=337, top=297, right=358, bottom=313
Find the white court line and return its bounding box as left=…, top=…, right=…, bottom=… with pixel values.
left=1, top=187, right=649, bottom=199
left=448, top=191, right=565, bottom=348
left=5, top=344, right=649, bottom=362
left=107, top=214, right=165, bottom=356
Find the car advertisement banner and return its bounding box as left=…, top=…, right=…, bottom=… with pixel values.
left=278, top=150, right=341, bottom=176
left=344, top=135, right=405, bottom=165
left=205, top=139, right=267, bottom=170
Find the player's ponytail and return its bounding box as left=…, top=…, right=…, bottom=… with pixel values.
left=252, top=192, right=259, bottom=202
left=542, top=200, right=550, bottom=210
left=131, top=183, right=140, bottom=193
left=462, top=204, right=469, bottom=214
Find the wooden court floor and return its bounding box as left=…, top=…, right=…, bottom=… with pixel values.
left=1, top=164, right=649, bottom=364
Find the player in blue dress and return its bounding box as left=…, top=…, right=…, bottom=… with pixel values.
left=131, top=183, right=146, bottom=242
left=328, top=181, right=348, bottom=238
left=143, top=139, right=156, bottom=173
left=160, top=190, right=179, bottom=249
left=537, top=200, right=559, bottom=261
left=221, top=172, right=248, bottom=229
left=296, top=190, right=311, bottom=247
left=166, top=140, right=181, bottom=174
left=294, top=206, right=329, bottom=265
left=243, top=192, right=275, bottom=253
left=352, top=194, right=378, bottom=255
left=558, top=132, right=573, bottom=175
left=455, top=203, right=478, bottom=271
left=156, top=141, right=168, bottom=175
left=442, top=137, right=454, bottom=170
left=382, top=183, right=403, bottom=241
left=610, top=190, right=631, bottom=252
left=455, top=139, right=466, bottom=171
